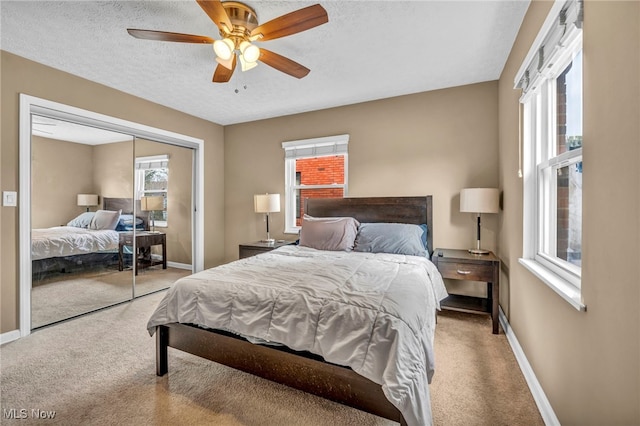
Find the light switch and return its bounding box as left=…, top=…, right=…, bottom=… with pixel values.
left=3, top=191, right=17, bottom=207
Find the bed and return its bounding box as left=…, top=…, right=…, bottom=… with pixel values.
left=32, top=197, right=149, bottom=278
left=148, top=196, right=446, bottom=426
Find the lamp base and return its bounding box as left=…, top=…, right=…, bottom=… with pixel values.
left=260, top=238, right=276, bottom=244
left=468, top=248, right=490, bottom=255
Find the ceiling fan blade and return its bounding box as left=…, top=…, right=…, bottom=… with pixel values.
left=197, top=0, right=233, bottom=32
left=127, top=29, right=214, bottom=44
left=250, top=4, right=328, bottom=42
left=259, top=49, right=310, bottom=79
left=213, top=55, right=237, bottom=83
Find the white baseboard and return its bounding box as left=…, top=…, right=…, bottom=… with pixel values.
left=166, top=261, right=192, bottom=270
left=0, top=329, right=21, bottom=346
left=499, top=307, right=560, bottom=426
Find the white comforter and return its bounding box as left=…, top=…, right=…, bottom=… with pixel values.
left=147, top=245, right=448, bottom=426
left=31, top=226, right=119, bottom=260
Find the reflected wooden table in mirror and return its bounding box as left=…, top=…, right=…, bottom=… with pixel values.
left=118, top=231, right=167, bottom=275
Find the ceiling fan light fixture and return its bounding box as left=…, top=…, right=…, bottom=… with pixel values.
left=239, top=54, right=258, bottom=72
left=239, top=41, right=260, bottom=63
left=213, top=38, right=234, bottom=60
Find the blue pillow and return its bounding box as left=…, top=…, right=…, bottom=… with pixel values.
left=354, top=223, right=428, bottom=257
left=67, top=212, right=95, bottom=228
left=115, top=214, right=144, bottom=231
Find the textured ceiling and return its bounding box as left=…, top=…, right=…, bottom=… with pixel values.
left=1, top=1, right=530, bottom=126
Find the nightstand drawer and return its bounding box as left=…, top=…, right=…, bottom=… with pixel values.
left=239, top=241, right=296, bottom=259
left=437, top=262, right=494, bottom=282
left=239, top=247, right=269, bottom=259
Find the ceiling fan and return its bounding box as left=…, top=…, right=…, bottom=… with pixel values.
left=127, top=0, right=328, bottom=83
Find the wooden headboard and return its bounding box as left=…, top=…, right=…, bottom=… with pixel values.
left=305, top=196, right=433, bottom=256
left=102, top=197, right=150, bottom=230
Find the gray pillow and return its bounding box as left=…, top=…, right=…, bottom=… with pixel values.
left=299, top=215, right=360, bottom=251
left=354, top=223, right=428, bottom=257
left=67, top=212, right=95, bottom=228
left=89, top=209, right=121, bottom=230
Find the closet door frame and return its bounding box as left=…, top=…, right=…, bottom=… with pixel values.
left=19, top=94, right=205, bottom=337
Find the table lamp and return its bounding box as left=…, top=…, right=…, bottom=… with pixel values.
left=254, top=193, right=280, bottom=243
left=141, top=195, right=165, bottom=233
left=460, top=188, right=500, bottom=254
left=77, top=194, right=99, bottom=212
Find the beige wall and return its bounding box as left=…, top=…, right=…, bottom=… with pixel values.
left=0, top=51, right=225, bottom=333
left=31, top=136, right=96, bottom=228
left=224, top=82, right=500, bottom=276
left=498, top=1, right=639, bottom=424
left=93, top=141, right=134, bottom=199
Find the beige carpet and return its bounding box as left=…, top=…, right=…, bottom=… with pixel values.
left=31, top=267, right=191, bottom=328
left=1, top=291, right=543, bottom=425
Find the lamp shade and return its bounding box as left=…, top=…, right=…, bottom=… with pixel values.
left=213, top=38, right=234, bottom=60
left=141, top=196, right=165, bottom=211
left=240, top=41, right=260, bottom=63
left=77, top=194, right=99, bottom=207
left=460, top=188, right=500, bottom=214
left=254, top=193, right=280, bottom=213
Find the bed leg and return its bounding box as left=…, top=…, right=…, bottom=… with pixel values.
left=156, top=325, right=169, bottom=376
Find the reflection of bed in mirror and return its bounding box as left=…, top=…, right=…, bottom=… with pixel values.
left=31, top=197, right=149, bottom=279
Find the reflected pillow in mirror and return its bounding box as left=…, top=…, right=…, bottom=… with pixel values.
left=89, top=209, right=122, bottom=230
left=67, top=212, right=95, bottom=228
left=116, top=214, right=145, bottom=231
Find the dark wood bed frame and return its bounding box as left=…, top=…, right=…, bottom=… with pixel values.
left=155, top=196, right=433, bottom=425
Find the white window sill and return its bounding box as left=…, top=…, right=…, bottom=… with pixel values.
left=518, top=258, right=586, bottom=312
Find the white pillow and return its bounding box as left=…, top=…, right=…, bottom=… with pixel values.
left=89, top=209, right=121, bottom=230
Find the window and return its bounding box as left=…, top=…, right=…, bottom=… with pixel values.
left=136, top=155, right=168, bottom=227
left=282, top=135, right=348, bottom=233
left=516, top=0, right=585, bottom=310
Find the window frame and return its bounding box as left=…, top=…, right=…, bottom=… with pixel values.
left=282, top=135, right=349, bottom=234
left=136, top=155, right=169, bottom=228
left=517, top=0, right=586, bottom=311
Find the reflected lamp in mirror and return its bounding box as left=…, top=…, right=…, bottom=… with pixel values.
left=141, top=195, right=165, bottom=233
left=460, top=188, right=500, bottom=255
left=254, top=193, right=280, bottom=244
left=77, top=194, right=99, bottom=212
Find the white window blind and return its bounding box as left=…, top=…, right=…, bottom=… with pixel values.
left=515, top=0, right=583, bottom=98
left=282, top=134, right=349, bottom=159
left=135, top=154, right=169, bottom=170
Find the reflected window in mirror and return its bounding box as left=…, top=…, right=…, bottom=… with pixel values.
left=136, top=155, right=168, bottom=227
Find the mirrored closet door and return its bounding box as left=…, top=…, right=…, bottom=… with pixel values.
left=132, top=138, right=193, bottom=299
left=30, top=117, right=193, bottom=329
left=30, top=116, right=136, bottom=328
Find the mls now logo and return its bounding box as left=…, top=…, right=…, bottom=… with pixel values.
left=3, top=408, right=56, bottom=419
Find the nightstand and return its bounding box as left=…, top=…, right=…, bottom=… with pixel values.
left=119, top=231, right=167, bottom=275
left=239, top=240, right=296, bottom=259
left=432, top=248, right=500, bottom=334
